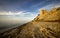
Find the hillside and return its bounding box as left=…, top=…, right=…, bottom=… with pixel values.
left=0, top=7, right=60, bottom=38
left=34, top=7, right=60, bottom=22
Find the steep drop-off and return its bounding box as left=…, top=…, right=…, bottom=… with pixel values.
left=0, top=7, right=60, bottom=38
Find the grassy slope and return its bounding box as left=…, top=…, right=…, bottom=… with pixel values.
left=0, top=22, right=60, bottom=38
left=0, top=7, right=60, bottom=38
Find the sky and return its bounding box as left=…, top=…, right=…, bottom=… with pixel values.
left=0, top=0, right=60, bottom=24
left=0, top=0, right=60, bottom=33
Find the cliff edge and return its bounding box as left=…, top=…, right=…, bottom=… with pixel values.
left=34, top=7, right=60, bottom=22
left=0, top=7, right=60, bottom=38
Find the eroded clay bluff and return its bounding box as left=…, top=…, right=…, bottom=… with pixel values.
left=0, top=7, right=60, bottom=38
left=34, top=7, right=60, bottom=22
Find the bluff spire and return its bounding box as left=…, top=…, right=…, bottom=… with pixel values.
left=34, top=7, right=60, bottom=22
left=0, top=7, right=60, bottom=38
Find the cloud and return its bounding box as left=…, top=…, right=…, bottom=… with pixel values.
left=31, top=1, right=46, bottom=8
left=0, top=11, right=37, bottom=22
left=0, top=11, right=36, bottom=17
left=15, top=11, right=37, bottom=21
left=39, top=3, right=60, bottom=10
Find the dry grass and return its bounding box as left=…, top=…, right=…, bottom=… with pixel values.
left=0, top=7, right=60, bottom=38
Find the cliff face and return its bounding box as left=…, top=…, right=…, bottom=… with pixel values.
left=34, top=7, right=60, bottom=22
left=0, top=7, right=60, bottom=38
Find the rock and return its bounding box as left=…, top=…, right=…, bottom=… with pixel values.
left=0, top=7, right=60, bottom=38
left=34, top=7, right=60, bottom=22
